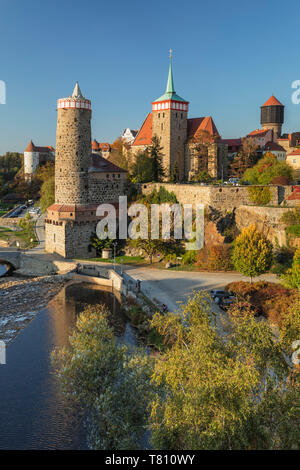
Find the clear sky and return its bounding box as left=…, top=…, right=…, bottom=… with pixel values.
left=0, top=0, right=300, bottom=154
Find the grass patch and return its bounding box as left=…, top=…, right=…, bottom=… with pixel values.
left=0, top=225, right=37, bottom=249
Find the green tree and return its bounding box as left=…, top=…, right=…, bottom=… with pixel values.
left=232, top=224, right=273, bottom=281
left=243, top=152, right=293, bottom=185
left=52, top=304, right=153, bottom=450
left=170, top=161, right=179, bottom=183
left=149, top=290, right=300, bottom=450
left=39, top=176, right=55, bottom=212
left=281, top=248, right=300, bottom=289
left=132, top=151, right=154, bottom=183
left=149, top=136, right=165, bottom=182
left=191, top=170, right=212, bottom=183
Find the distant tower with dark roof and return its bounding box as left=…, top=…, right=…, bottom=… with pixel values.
left=260, top=95, right=284, bottom=141
left=151, top=51, right=189, bottom=180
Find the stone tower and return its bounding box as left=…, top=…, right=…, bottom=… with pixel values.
left=55, top=82, right=92, bottom=204
left=152, top=54, right=189, bottom=180
left=260, top=95, right=284, bottom=141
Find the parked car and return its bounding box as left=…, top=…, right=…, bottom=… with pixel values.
left=210, top=290, right=232, bottom=301
left=219, top=296, right=235, bottom=311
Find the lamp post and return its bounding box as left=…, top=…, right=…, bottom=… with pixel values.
left=113, top=241, right=117, bottom=271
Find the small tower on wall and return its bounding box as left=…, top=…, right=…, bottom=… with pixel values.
left=260, top=95, right=284, bottom=141
left=152, top=52, right=189, bottom=180
left=55, top=82, right=92, bottom=204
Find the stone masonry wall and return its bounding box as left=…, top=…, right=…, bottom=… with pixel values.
left=152, top=108, right=187, bottom=180
left=55, top=107, right=91, bottom=205
left=88, top=172, right=127, bottom=204
left=46, top=219, right=97, bottom=259
left=141, top=183, right=290, bottom=211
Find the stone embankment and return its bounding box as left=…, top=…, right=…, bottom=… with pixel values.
left=0, top=275, right=67, bottom=344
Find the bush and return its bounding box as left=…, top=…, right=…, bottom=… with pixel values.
left=247, top=186, right=271, bottom=206
left=231, top=225, right=273, bottom=281
left=182, top=250, right=197, bottom=265
left=281, top=248, right=300, bottom=289
left=226, top=280, right=298, bottom=326
left=196, top=244, right=233, bottom=271
left=271, top=175, right=290, bottom=185
left=286, top=224, right=300, bottom=237
left=271, top=246, right=294, bottom=274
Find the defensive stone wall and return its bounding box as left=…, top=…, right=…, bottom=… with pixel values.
left=141, top=183, right=292, bottom=211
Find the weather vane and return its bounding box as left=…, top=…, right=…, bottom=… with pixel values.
left=169, top=48, right=172, bottom=59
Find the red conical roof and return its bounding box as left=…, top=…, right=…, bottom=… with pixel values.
left=25, top=140, right=36, bottom=152
left=262, top=95, right=283, bottom=107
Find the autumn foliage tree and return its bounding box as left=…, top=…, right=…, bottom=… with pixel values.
left=229, top=137, right=260, bottom=178
left=149, top=290, right=300, bottom=450
left=232, top=225, right=273, bottom=281
left=243, top=152, right=293, bottom=185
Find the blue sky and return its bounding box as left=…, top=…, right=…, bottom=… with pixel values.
left=0, top=0, right=300, bottom=154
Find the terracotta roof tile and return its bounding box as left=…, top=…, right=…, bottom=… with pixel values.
left=247, top=129, right=270, bottom=137
left=132, top=113, right=152, bottom=146
left=187, top=117, right=219, bottom=139
left=262, top=95, right=284, bottom=107
left=287, top=149, right=300, bottom=156
left=25, top=141, right=54, bottom=152
left=264, top=141, right=286, bottom=152
left=25, top=140, right=36, bottom=152
left=89, top=153, right=127, bottom=172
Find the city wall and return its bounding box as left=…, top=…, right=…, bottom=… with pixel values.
left=141, top=183, right=293, bottom=211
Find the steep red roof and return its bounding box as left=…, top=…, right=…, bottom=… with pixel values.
left=220, top=138, right=242, bottom=146
left=247, top=129, right=270, bottom=137
left=25, top=141, right=54, bottom=152
left=264, top=141, right=286, bottom=152
left=92, top=139, right=99, bottom=150
left=262, top=95, right=283, bottom=107
left=132, top=113, right=153, bottom=146
left=25, top=140, right=36, bottom=152
left=187, top=117, right=219, bottom=139
left=287, top=186, right=300, bottom=201
left=90, top=153, right=127, bottom=173
left=287, top=149, right=300, bottom=156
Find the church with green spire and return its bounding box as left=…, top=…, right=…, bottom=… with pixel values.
left=132, top=53, right=228, bottom=181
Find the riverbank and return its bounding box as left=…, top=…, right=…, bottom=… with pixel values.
left=0, top=274, right=68, bottom=344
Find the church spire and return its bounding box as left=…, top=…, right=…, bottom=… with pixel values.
left=165, top=49, right=175, bottom=94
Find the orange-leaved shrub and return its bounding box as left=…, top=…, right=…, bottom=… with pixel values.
left=226, top=280, right=298, bottom=326
left=196, top=244, right=233, bottom=271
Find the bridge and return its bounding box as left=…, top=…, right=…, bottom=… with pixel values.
left=0, top=250, right=21, bottom=272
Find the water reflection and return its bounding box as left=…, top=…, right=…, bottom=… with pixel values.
left=0, top=282, right=137, bottom=450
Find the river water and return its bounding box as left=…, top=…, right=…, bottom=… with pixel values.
left=0, top=264, right=7, bottom=276
left=0, top=281, right=138, bottom=450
